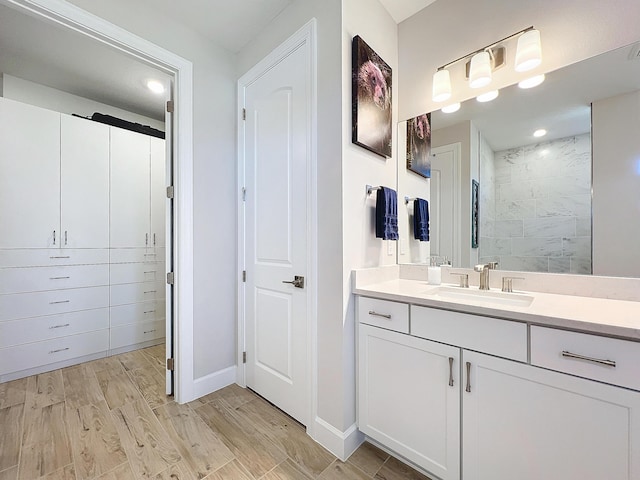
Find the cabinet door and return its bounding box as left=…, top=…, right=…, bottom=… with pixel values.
left=358, top=324, right=460, bottom=480
left=463, top=350, right=640, bottom=480
left=61, top=115, right=110, bottom=248
left=0, top=98, right=60, bottom=248
left=110, top=128, right=150, bottom=248
left=150, top=136, right=166, bottom=248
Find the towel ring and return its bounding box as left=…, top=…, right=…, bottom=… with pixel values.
left=405, top=196, right=417, bottom=204
left=366, top=184, right=383, bottom=195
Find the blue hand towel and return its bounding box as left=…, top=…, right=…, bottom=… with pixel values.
left=413, top=198, right=429, bottom=241
left=375, top=187, right=398, bottom=240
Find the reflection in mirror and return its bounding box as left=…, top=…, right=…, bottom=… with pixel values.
left=398, top=40, right=640, bottom=277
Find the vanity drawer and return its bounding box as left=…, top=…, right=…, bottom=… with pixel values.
left=0, top=329, right=109, bottom=376
left=0, top=308, right=109, bottom=348
left=110, top=320, right=165, bottom=349
left=411, top=306, right=527, bottom=362
left=358, top=297, right=409, bottom=333
left=531, top=326, right=640, bottom=391
left=0, top=249, right=109, bottom=268
left=0, top=264, right=109, bottom=294
left=110, top=262, right=164, bottom=285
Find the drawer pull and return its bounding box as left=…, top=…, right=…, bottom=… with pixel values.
left=144, top=254, right=157, bottom=256
left=144, top=291, right=157, bottom=294
left=50, top=300, right=70, bottom=304
left=368, top=310, right=391, bottom=319
left=49, top=323, right=70, bottom=329
left=448, top=357, right=454, bottom=387
left=144, top=310, right=156, bottom=314
left=144, top=329, right=156, bottom=334
left=50, top=276, right=71, bottom=280
left=465, top=362, right=471, bottom=393
left=144, top=271, right=156, bottom=274
left=561, top=351, right=616, bottom=368
left=49, top=347, right=69, bottom=354
left=50, top=256, right=71, bottom=259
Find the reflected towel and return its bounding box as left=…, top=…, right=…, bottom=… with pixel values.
left=375, top=187, right=398, bottom=240
left=413, top=198, right=429, bottom=241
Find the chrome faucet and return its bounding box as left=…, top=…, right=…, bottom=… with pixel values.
left=474, top=262, right=498, bottom=290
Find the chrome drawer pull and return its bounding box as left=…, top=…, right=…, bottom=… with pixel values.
left=50, top=300, right=70, bottom=304
left=144, top=329, right=156, bottom=334
left=465, top=362, right=472, bottom=393
left=144, top=310, right=156, bottom=314
left=144, top=291, right=157, bottom=294
left=144, top=254, right=157, bottom=256
left=561, top=351, right=616, bottom=368
left=50, top=256, right=71, bottom=259
left=49, top=324, right=70, bottom=329
left=368, top=311, right=391, bottom=319
left=49, top=347, right=69, bottom=354
left=448, top=357, right=454, bottom=387
left=50, top=276, right=70, bottom=280
left=144, top=271, right=156, bottom=274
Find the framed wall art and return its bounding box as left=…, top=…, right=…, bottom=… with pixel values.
left=472, top=179, right=479, bottom=248
left=352, top=35, right=392, bottom=158
left=406, top=112, right=431, bottom=178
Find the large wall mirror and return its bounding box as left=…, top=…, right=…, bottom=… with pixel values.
left=397, top=40, right=640, bottom=278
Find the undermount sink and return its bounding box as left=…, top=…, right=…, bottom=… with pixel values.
left=424, top=285, right=534, bottom=307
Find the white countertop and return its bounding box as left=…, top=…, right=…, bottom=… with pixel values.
left=354, top=278, right=640, bottom=341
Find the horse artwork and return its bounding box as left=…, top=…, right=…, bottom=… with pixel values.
left=407, top=112, right=431, bottom=178
left=352, top=35, right=392, bottom=158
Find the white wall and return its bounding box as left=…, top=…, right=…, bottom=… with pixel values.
left=398, top=0, right=640, bottom=120
left=592, top=90, right=640, bottom=277
left=1, top=74, right=164, bottom=131
left=66, top=0, right=238, bottom=382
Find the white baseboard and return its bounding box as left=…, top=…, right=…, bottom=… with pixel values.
left=310, top=417, right=364, bottom=461
left=189, top=365, right=237, bottom=402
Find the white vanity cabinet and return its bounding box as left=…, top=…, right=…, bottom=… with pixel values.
left=357, top=298, right=461, bottom=480
left=357, top=297, right=640, bottom=480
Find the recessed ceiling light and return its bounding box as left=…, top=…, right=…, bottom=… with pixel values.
left=441, top=103, right=461, bottom=113
left=476, top=90, right=499, bottom=102
left=534, top=129, right=547, bottom=137
left=518, top=74, right=545, bottom=89
left=147, top=80, right=165, bottom=94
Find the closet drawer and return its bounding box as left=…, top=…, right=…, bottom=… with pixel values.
left=358, top=297, right=409, bottom=334
left=0, top=329, right=109, bottom=375
left=110, top=248, right=165, bottom=264
left=110, top=281, right=166, bottom=306
left=0, top=249, right=109, bottom=268
left=411, top=306, right=527, bottom=362
left=110, top=320, right=165, bottom=349
left=110, top=300, right=166, bottom=327
left=531, top=326, right=640, bottom=391
left=0, top=286, right=109, bottom=321
left=0, top=264, right=109, bottom=294
left=110, top=262, right=165, bottom=285
left=0, top=308, right=109, bottom=348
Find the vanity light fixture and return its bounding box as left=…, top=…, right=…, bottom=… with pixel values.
left=533, top=128, right=547, bottom=137
left=146, top=79, right=165, bottom=94
left=477, top=90, right=499, bottom=103
left=431, top=26, right=542, bottom=102
left=441, top=102, right=461, bottom=113
left=518, top=74, right=545, bottom=89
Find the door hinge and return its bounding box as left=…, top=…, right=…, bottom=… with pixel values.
left=166, top=185, right=175, bottom=199
left=166, top=358, right=175, bottom=371
left=242, top=270, right=246, bottom=282
left=242, top=187, right=246, bottom=202
left=167, top=272, right=175, bottom=285
left=242, top=108, right=246, bottom=120
left=166, top=100, right=174, bottom=113
left=242, top=352, right=247, bottom=364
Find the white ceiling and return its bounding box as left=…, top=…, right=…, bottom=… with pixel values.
left=379, top=0, right=439, bottom=23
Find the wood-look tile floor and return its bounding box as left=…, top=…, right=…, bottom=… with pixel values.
left=0, top=345, right=432, bottom=480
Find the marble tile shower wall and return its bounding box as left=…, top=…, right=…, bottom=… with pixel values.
left=479, top=133, right=592, bottom=274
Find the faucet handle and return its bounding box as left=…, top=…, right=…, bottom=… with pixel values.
left=450, top=272, right=469, bottom=288
left=474, top=264, right=488, bottom=272
left=502, top=276, right=524, bottom=293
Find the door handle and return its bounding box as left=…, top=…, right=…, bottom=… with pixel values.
left=282, top=276, right=305, bottom=289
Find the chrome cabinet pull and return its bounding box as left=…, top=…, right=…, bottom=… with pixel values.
left=49, top=300, right=70, bottom=304
left=144, top=253, right=157, bottom=257
left=53, top=230, right=56, bottom=245
left=49, top=347, right=69, bottom=354
left=144, top=310, right=156, bottom=314
left=49, top=323, right=70, bottom=329
left=144, top=290, right=157, bottom=294
left=64, top=231, right=68, bottom=245
left=50, top=256, right=70, bottom=259
left=368, top=311, right=391, bottom=319
left=448, top=357, right=454, bottom=387
left=146, top=233, right=149, bottom=246
left=465, top=362, right=471, bottom=392
left=153, top=233, right=156, bottom=245
left=144, top=271, right=156, bottom=274
left=561, top=351, right=616, bottom=368
left=49, top=276, right=70, bottom=280
left=144, top=329, right=156, bottom=334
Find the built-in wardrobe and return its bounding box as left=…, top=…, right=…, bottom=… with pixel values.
left=0, top=97, right=166, bottom=383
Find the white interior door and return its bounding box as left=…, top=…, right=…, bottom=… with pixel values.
left=163, top=86, right=174, bottom=396
left=61, top=115, right=110, bottom=248
left=430, top=143, right=461, bottom=266
left=243, top=40, right=310, bottom=425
